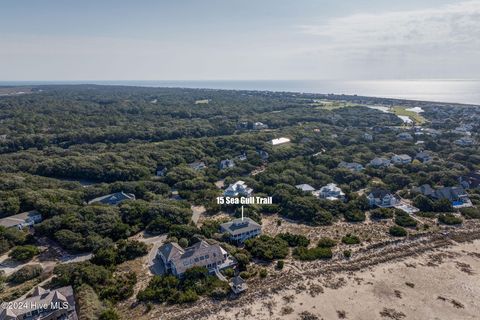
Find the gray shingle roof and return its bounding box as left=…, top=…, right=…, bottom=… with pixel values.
left=220, top=217, right=261, bottom=236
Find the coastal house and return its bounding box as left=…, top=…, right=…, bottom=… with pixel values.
left=459, top=171, right=480, bottom=189
left=363, top=133, right=373, bottom=142
left=237, top=153, right=247, bottom=161
left=253, top=122, right=268, bottom=130
left=415, top=151, right=432, bottom=163
left=224, top=181, right=253, bottom=197
left=219, top=159, right=235, bottom=170
left=256, top=150, right=269, bottom=161
left=231, top=275, right=248, bottom=294
left=338, top=161, right=364, bottom=172
left=157, top=240, right=234, bottom=277
left=271, top=137, right=291, bottom=146
left=414, top=184, right=472, bottom=208
left=220, top=217, right=262, bottom=244
left=391, top=154, right=412, bottom=165
left=455, top=137, right=474, bottom=147
left=188, top=161, right=207, bottom=171
left=295, top=184, right=316, bottom=193
left=156, top=166, right=167, bottom=176
left=369, top=157, right=391, bottom=168
left=397, top=132, right=414, bottom=141
left=0, top=286, right=77, bottom=320
left=0, top=210, right=42, bottom=230
left=367, top=189, right=399, bottom=208
left=88, top=191, right=135, bottom=205
left=314, top=183, right=346, bottom=201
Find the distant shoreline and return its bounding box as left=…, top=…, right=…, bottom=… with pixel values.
left=1, top=80, right=480, bottom=105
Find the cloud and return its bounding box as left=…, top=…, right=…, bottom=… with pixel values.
left=293, top=1, right=480, bottom=79
left=300, top=1, right=480, bottom=48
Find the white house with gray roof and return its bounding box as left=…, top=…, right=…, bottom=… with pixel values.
left=220, top=217, right=262, bottom=244
left=314, top=183, right=346, bottom=201
left=157, top=240, right=233, bottom=277
left=224, top=181, right=253, bottom=197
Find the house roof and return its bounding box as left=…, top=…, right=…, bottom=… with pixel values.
left=295, top=184, right=315, bottom=192
left=369, top=188, right=393, bottom=198
left=271, top=137, right=291, bottom=145
left=460, top=171, right=480, bottom=188
left=88, top=191, right=135, bottom=205
left=159, top=240, right=227, bottom=275
left=0, top=210, right=41, bottom=228
left=392, top=154, right=412, bottom=161
left=0, top=286, right=76, bottom=318
left=220, top=217, right=261, bottom=236
left=232, top=275, right=246, bottom=286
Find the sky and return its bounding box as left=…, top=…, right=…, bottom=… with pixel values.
left=0, top=0, right=479, bottom=81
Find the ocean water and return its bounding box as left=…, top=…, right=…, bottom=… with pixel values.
left=1, top=80, right=479, bottom=105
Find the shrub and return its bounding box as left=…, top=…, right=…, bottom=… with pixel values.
left=389, top=225, right=407, bottom=237
left=222, top=268, right=234, bottom=278
left=370, top=208, right=394, bottom=220
left=343, top=250, right=351, bottom=258
left=317, top=237, right=336, bottom=248
left=276, top=260, right=284, bottom=269
left=394, top=212, right=417, bottom=228
left=344, top=209, right=366, bottom=222
left=9, top=245, right=40, bottom=262
left=276, top=233, right=310, bottom=247
left=293, top=247, right=333, bottom=261
left=259, top=269, right=268, bottom=278
left=341, top=234, right=360, bottom=245
left=7, top=264, right=43, bottom=284
left=438, top=214, right=462, bottom=225
left=99, top=308, right=119, bottom=320
left=244, top=235, right=288, bottom=261
left=459, top=207, right=480, bottom=219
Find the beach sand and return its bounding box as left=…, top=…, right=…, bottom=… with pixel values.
left=208, top=240, right=480, bottom=320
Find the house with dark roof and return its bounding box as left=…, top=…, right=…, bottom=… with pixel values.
left=459, top=171, right=480, bottom=189
left=338, top=161, right=364, bottom=172
left=369, top=157, right=391, bottom=168
left=391, top=154, right=412, bottom=165
left=157, top=240, right=234, bottom=277
left=156, top=166, right=167, bottom=176
left=415, top=151, right=432, bottom=163
left=256, top=150, right=269, bottom=161
left=88, top=191, right=135, bottom=205
left=414, top=184, right=472, bottom=208
left=231, top=275, right=248, bottom=294
left=0, top=286, right=77, bottom=320
left=188, top=161, right=207, bottom=171
left=367, top=189, right=399, bottom=208
left=219, top=159, right=235, bottom=170
left=397, top=132, right=414, bottom=141
left=0, top=210, right=42, bottom=229
left=220, top=217, right=262, bottom=243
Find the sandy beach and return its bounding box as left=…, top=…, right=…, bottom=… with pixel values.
left=207, top=240, right=480, bottom=320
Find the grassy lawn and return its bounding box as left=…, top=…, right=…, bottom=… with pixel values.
left=310, top=99, right=359, bottom=110
left=391, top=106, right=426, bottom=124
